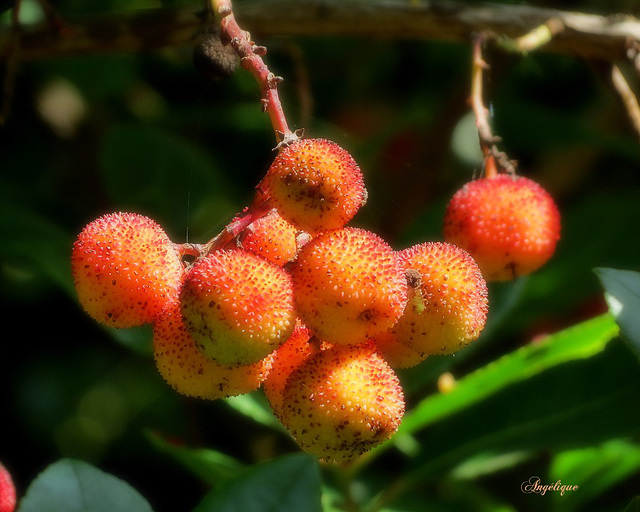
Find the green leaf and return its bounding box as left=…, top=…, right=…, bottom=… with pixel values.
left=549, top=439, right=640, bottom=512
left=193, top=453, right=322, bottom=512
left=399, top=277, right=529, bottom=397
left=401, top=339, right=640, bottom=482
left=105, top=324, right=153, bottom=356
left=0, top=194, right=74, bottom=297
left=17, top=458, right=154, bottom=512
left=224, top=392, right=283, bottom=431
left=146, top=431, right=244, bottom=487
left=397, top=313, right=619, bottom=437
left=595, top=267, right=640, bottom=359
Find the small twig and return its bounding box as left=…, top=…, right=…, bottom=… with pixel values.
left=497, top=17, right=565, bottom=54
left=210, top=0, right=297, bottom=146
left=611, top=62, right=640, bottom=141
left=4, top=1, right=640, bottom=63
left=627, top=39, right=640, bottom=76
left=469, top=33, right=516, bottom=176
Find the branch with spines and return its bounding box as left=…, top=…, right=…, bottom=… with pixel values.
left=210, top=0, right=300, bottom=146
left=175, top=0, right=300, bottom=258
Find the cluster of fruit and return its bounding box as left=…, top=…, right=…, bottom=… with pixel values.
left=71, top=136, right=560, bottom=462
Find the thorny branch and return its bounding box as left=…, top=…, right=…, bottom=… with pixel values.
left=209, top=0, right=298, bottom=145
left=2, top=0, right=640, bottom=137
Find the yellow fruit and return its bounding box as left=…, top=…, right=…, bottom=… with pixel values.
left=289, top=227, right=408, bottom=345
left=153, top=299, right=272, bottom=400
left=376, top=242, right=488, bottom=364
left=280, top=342, right=404, bottom=463
left=179, top=249, right=296, bottom=367
left=263, top=320, right=317, bottom=420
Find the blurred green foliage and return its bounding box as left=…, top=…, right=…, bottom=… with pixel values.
left=2, top=0, right=640, bottom=511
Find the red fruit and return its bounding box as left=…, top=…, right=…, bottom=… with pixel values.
left=153, top=299, right=272, bottom=400
left=0, top=462, right=16, bottom=512
left=262, top=320, right=316, bottom=420
left=443, top=174, right=561, bottom=281
left=279, top=343, right=404, bottom=462
left=289, top=227, right=408, bottom=345
left=237, top=208, right=303, bottom=267
left=179, top=249, right=296, bottom=367
left=259, top=138, right=367, bottom=234
left=71, top=212, right=183, bottom=328
left=375, top=242, right=488, bottom=365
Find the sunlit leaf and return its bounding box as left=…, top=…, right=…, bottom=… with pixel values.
left=397, top=314, right=619, bottom=437
left=595, top=267, right=640, bottom=360
left=549, top=439, right=640, bottom=512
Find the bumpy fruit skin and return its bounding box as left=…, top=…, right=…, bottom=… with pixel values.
left=153, top=298, right=272, bottom=400
left=290, top=227, right=408, bottom=345
left=376, top=242, right=488, bottom=365
left=0, top=462, right=16, bottom=512
left=263, top=320, right=315, bottom=420
left=238, top=208, right=302, bottom=267
left=259, top=138, right=367, bottom=234
left=374, top=330, right=425, bottom=369
left=71, top=212, right=183, bottom=328
left=280, top=343, right=404, bottom=463
left=443, top=174, right=561, bottom=281
left=180, top=249, right=296, bottom=367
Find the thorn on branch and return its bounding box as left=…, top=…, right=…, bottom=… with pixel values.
left=267, top=73, right=284, bottom=88
left=274, top=129, right=303, bottom=150
left=253, top=45, right=267, bottom=56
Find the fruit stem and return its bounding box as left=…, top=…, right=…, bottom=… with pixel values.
left=202, top=190, right=274, bottom=255
left=470, top=33, right=495, bottom=162
left=469, top=33, right=517, bottom=176
left=210, top=0, right=296, bottom=145
left=484, top=153, right=498, bottom=179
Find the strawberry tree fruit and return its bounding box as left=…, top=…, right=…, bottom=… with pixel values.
left=443, top=174, right=561, bottom=281
left=71, top=212, right=183, bottom=328
left=289, top=227, right=408, bottom=346
left=237, top=208, right=304, bottom=267
left=259, top=138, right=367, bottom=234
left=279, top=342, right=404, bottom=462
left=153, top=298, right=272, bottom=400
left=179, top=248, right=296, bottom=367
left=375, top=242, right=488, bottom=366
left=262, top=320, right=317, bottom=420
left=0, top=462, right=16, bottom=512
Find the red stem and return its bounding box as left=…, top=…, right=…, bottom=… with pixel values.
left=213, top=0, right=294, bottom=143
